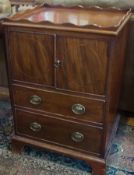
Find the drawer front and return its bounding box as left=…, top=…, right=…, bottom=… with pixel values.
left=15, top=109, right=103, bottom=155
left=13, top=85, right=105, bottom=124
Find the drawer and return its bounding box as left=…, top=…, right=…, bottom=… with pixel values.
left=13, top=85, right=105, bottom=124
left=15, top=109, right=103, bottom=155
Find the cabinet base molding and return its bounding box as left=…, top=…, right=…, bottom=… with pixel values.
left=12, top=135, right=105, bottom=175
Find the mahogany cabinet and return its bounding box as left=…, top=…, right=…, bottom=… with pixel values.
left=3, top=5, right=131, bottom=175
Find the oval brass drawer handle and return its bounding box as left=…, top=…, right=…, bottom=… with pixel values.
left=71, top=132, right=84, bottom=142
left=72, top=104, right=86, bottom=115
left=29, top=95, right=42, bottom=105
left=30, top=122, right=42, bottom=132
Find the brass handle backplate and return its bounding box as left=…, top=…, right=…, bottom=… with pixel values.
left=72, top=104, right=86, bottom=115
left=30, top=122, right=42, bottom=132
left=54, top=60, right=61, bottom=68
left=71, top=132, right=84, bottom=142
left=29, top=95, right=42, bottom=105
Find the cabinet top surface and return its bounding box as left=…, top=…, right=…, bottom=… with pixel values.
left=4, top=4, right=131, bottom=35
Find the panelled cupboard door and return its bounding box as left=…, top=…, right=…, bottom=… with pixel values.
left=8, top=31, right=55, bottom=86
left=56, top=36, right=108, bottom=95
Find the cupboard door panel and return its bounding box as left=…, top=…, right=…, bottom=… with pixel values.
left=8, top=31, right=54, bottom=86
left=56, top=36, right=108, bottom=95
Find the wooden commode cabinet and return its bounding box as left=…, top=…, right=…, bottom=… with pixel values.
left=3, top=4, right=131, bottom=175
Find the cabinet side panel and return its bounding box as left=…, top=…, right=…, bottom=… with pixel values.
left=105, top=25, right=128, bottom=149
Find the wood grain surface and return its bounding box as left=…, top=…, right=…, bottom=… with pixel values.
left=8, top=31, right=55, bottom=86
left=15, top=108, right=103, bottom=155
left=12, top=84, right=105, bottom=125
left=56, top=36, right=108, bottom=95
